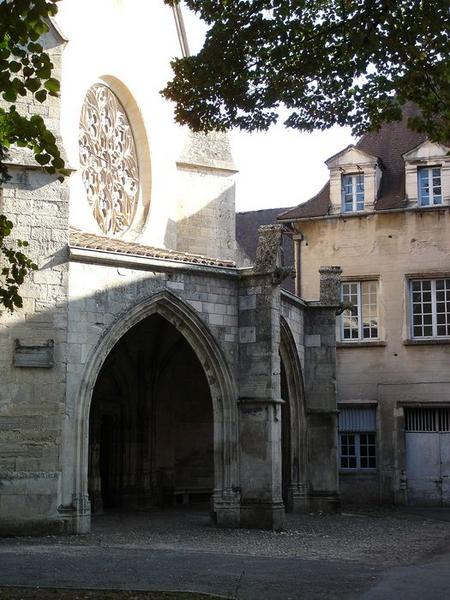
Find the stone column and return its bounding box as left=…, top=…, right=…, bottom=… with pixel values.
left=304, top=266, right=342, bottom=512
left=237, top=225, right=293, bottom=530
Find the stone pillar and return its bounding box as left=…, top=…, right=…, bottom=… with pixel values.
left=304, top=266, right=342, bottom=512
left=237, top=225, right=294, bottom=530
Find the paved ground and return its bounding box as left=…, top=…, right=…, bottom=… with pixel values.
left=1, top=507, right=450, bottom=599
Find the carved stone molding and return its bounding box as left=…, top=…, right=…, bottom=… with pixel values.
left=79, top=84, right=139, bottom=236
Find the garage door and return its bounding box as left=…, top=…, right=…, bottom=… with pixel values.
left=405, top=407, right=450, bottom=506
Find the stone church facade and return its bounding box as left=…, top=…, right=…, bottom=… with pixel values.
left=0, top=3, right=339, bottom=534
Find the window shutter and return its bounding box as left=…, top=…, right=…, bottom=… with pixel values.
left=339, top=407, right=376, bottom=432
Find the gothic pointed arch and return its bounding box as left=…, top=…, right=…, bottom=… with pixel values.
left=279, top=316, right=308, bottom=511
left=69, top=290, right=239, bottom=532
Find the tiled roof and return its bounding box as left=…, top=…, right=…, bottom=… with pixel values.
left=277, top=183, right=330, bottom=221
left=69, top=229, right=236, bottom=268
left=278, top=105, right=428, bottom=221
left=236, top=207, right=295, bottom=293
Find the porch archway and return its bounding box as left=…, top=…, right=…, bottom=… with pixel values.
left=71, top=291, right=239, bottom=531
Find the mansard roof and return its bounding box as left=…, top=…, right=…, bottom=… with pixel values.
left=278, top=105, right=428, bottom=221
left=69, top=230, right=235, bottom=268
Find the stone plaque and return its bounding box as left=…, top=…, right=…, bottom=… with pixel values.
left=14, top=339, right=54, bottom=368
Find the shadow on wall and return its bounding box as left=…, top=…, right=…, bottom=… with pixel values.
left=0, top=267, right=240, bottom=532
left=163, top=175, right=238, bottom=263
left=162, top=189, right=295, bottom=289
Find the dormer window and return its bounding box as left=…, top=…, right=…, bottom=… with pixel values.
left=403, top=141, right=449, bottom=208
left=342, top=174, right=365, bottom=213
left=418, top=166, right=442, bottom=206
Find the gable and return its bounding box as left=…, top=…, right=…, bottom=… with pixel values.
left=403, top=140, right=450, bottom=162
left=326, top=145, right=379, bottom=170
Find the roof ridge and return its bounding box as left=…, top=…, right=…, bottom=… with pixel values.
left=237, top=206, right=293, bottom=216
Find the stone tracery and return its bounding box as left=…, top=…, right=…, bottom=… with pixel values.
left=79, top=84, right=139, bottom=236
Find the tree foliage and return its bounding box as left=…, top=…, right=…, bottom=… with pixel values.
left=163, top=0, right=450, bottom=141
left=0, top=0, right=67, bottom=311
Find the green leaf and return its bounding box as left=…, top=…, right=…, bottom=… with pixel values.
left=44, top=77, right=59, bottom=94
left=9, top=61, right=22, bottom=73
left=35, top=89, right=47, bottom=103
left=25, top=77, right=41, bottom=93
left=35, top=152, right=51, bottom=165
left=2, top=89, right=17, bottom=102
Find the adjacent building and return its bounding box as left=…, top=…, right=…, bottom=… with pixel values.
left=278, top=107, right=450, bottom=506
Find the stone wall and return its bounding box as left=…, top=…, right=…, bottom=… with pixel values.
left=0, top=27, right=71, bottom=534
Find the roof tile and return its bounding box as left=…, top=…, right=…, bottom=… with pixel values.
left=69, top=229, right=236, bottom=268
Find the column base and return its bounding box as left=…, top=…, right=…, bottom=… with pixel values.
left=212, top=489, right=240, bottom=528
left=240, top=500, right=285, bottom=531
left=58, top=493, right=91, bottom=534
left=288, top=483, right=310, bottom=513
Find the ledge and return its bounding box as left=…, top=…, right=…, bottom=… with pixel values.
left=307, top=408, right=339, bottom=415
left=69, top=246, right=239, bottom=277
left=339, top=470, right=378, bottom=475
left=280, top=289, right=308, bottom=309
left=337, top=341, right=386, bottom=348
left=403, top=338, right=450, bottom=346
left=278, top=203, right=450, bottom=223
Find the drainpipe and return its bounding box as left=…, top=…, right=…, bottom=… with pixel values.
left=293, top=233, right=304, bottom=298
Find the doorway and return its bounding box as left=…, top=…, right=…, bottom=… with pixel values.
left=88, top=313, right=214, bottom=513
left=405, top=406, right=450, bottom=506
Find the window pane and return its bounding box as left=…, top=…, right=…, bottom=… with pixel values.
left=418, top=168, right=430, bottom=206
left=342, top=175, right=353, bottom=212
left=340, top=433, right=357, bottom=469
left=410, top=279, right=441, bottom=338
left=360, top=433, right=376, bottom=469
left=355, top=175, right=365, bottom=211
left=342, top=174, right=364, bottom=212
left=362, top=281, right=378, bottom=339
left=341, top=282, right=360, bottom=340
left=418, top=167, right=442, bottom=206
left=435, top=279, right=450, bottom=337
left=432, top=168, right=442, bottom=204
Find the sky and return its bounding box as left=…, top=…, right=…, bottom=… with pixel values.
left=181, top=4, right=355, bottom=214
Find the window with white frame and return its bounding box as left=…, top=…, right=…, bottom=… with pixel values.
left=341, top=281, right=378, bottom=341
left=342, top=173, right=365, bottom=212
left=339, top=407, right=377, bottom=470
left=410, top=278, right=450, bottom=338
left=417, top=166, right=442, bottom=206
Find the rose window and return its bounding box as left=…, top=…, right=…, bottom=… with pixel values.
left=79, top=84, right=139, bottom=236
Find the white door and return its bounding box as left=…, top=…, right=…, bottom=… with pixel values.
left=405, top=407, right=450, bottom=506
left=406, top=432, right=441, bottom=505
left=440, top=432, right=450, bottom=506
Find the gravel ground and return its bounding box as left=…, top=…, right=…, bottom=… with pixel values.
left=2, top=506, right=449, bottom=568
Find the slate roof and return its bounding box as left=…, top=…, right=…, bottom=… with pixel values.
left=236, top=207, right=295, bottom=293
left=278, top=105, right=427, bottom=221
left=69, top=229, right=236, bottom=268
